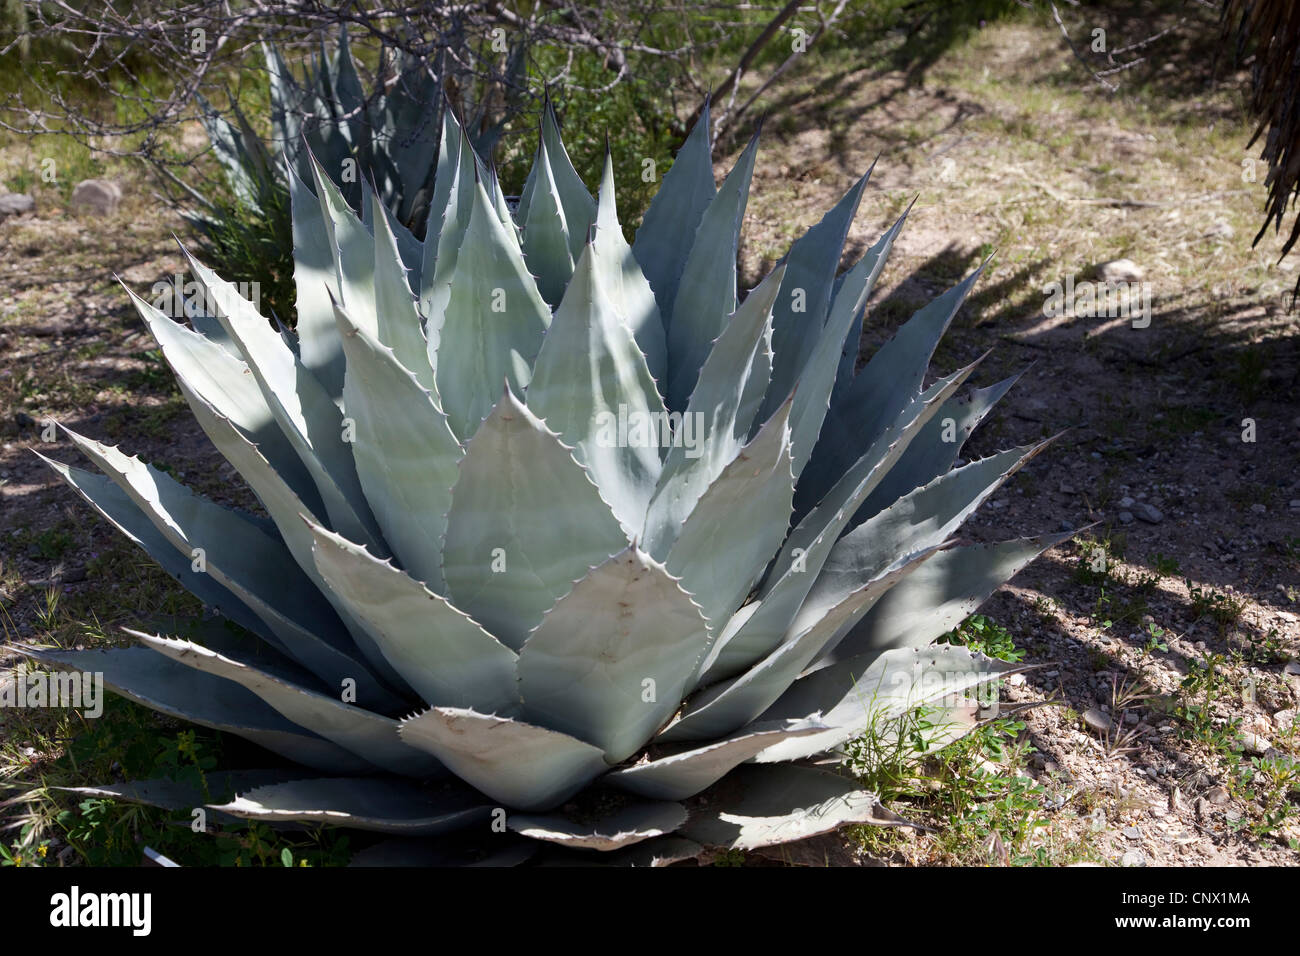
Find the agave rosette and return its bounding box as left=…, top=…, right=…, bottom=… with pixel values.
left=27, top=99, right=1063, bottom=865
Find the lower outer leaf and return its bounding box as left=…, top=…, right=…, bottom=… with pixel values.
left=680, top=764, right=893, bottom=850
left=211, top=777, right=492, bottom=835
left=15, top=645, right=371, bottom=774
left=507, top=802, right=687, bottom=851
left=751, top=645, right=1028, bottom=764
left=399, top=708, right=610, bottom=811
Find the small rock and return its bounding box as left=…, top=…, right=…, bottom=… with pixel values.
left=69, top=178, right=122, bottom=216
left=1273, top=709, right=1296, bottom=730
left=0, top=192, right=35, bottom=218
left=1206, top=220, right=1234, bottom=239
left=1289, top=499, right=1300, bottom=511
left=1283, top=661, right=1300, bottom=678
left=1059, top=520, right=1075, bottom=533
left=1118, top=511, right=1134, bottom=524
left=1082, top=708, right=1111, bottom=734
left=1250, top=503, right=1267, bottom=514
left=1118, top=496, right=1135, bottom=509
left=1205, top=786, right=1230, bottom=806
left=1237, top=731, right=1271, bottom=755
left=1194, top=797, right=1209, bottom=821
left=1059, top=482, right=1077, bottom=494
left=1124, top=711, right=1139, bottom=725
left=1224, top=808, right=1242, bottom=824
left=1121, top=849, right=1146, bottom=867
left=1097, top=258, right=1144, bottom=283
left=1132, top=502, right=1163, bottom=523
left=1122, top=826, right=1141, bottom=840
left=61, top=566, right=87, bottom=584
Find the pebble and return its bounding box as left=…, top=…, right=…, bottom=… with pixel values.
left=1250, top=503, right=1267, bottom=514
left=1283, top=661, right=1300, bottom=678
left=69, top=178, right=122, bottom=216
left=1132, top=502, right=1163, bottom=523
left=1122, top=826, right=1141, bottom=840
left=1096, top=258, right=1144, bottom=283
left=1083, top=708, right=1111, bottom=734
left=1119, top=496, right=1135, bottom=509
left=1224, top=808, right=1242, bottom=824
left=1289, top=500, right=1300, bottom=511
left=1195, top=797, right=1209, bottom=821
left=0, top=192, right=35, bottom=217
left=1205, top=786, right=1230, bottom=805
left=62, top=566, right=87, bottom=584
left=1119, top=511, right=1134, bottom=524
left=1237, top=731, right=1271, bottom=755
left=1121, top=849, right=1146, bottom=867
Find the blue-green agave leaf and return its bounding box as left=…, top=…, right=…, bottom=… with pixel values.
left=659, top=549, right=939, bottom=742
left=830, top=204, right=914, bottom=407
left=507, top=801, right=687, bottom=851
left=399, top=708, right=609, bottom=811
left=308, top=521, right=521, bottom=716
left=759, top=169, right=871, bottom=424
left=527, top=239, right=667, bottom=537
left=811, top=530, right=1072, bottom=671
left=369, top=184, right=435, bottom=389
left=441, top=388, right=628, bottom=650
left=334, top=298, right=462, bottom=592
left=854, top=370, right=1024, bottom=521
left=288, top=161, right=346, bottom=399
left=16, top=645, right=370, bottom=773
left=519, top=134, right=575, bottom=308
left=754, top=645, right=1029, bottom=764
left=517, top=546, right=710, bottom=762
left=679, top=764, right=892, bottom=849
left=665, top=127, right=760, bottom=411
left=131, top=631, right=439, bottom=777
left=640, top=265, right=785, bottom=558
left=606, top=720, right=828, bottom=800
left=428, top=177, right=552, bottom=439
left=802, top=263, right=984, bottom=511
left=632, top=99, right=715, bottom=326
left=211, top=777, right=491, bottom=834
left=593, top=149, right=666, bottom=388
left=665, top=397, right=795, bottom=634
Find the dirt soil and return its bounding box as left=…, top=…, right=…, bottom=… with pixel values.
left=2, top=16, right=1298, bottom=866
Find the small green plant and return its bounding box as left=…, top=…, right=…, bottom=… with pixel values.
left=1175, top=653, right=1241, bottom=750
left=1150, top=552, right=1181, bottom=577
left=1227, top=752, right=1300, bottom=846
left=938, top=614, right=1023, bottom=663
left=1185, top=580, right=1244, bottom=632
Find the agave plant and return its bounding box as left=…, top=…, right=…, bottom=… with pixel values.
left=179, top=27, right=525, bottom=323
left=27, top=98, right=1064, bottom=865
left=191, top=26, right=524, bottom=236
